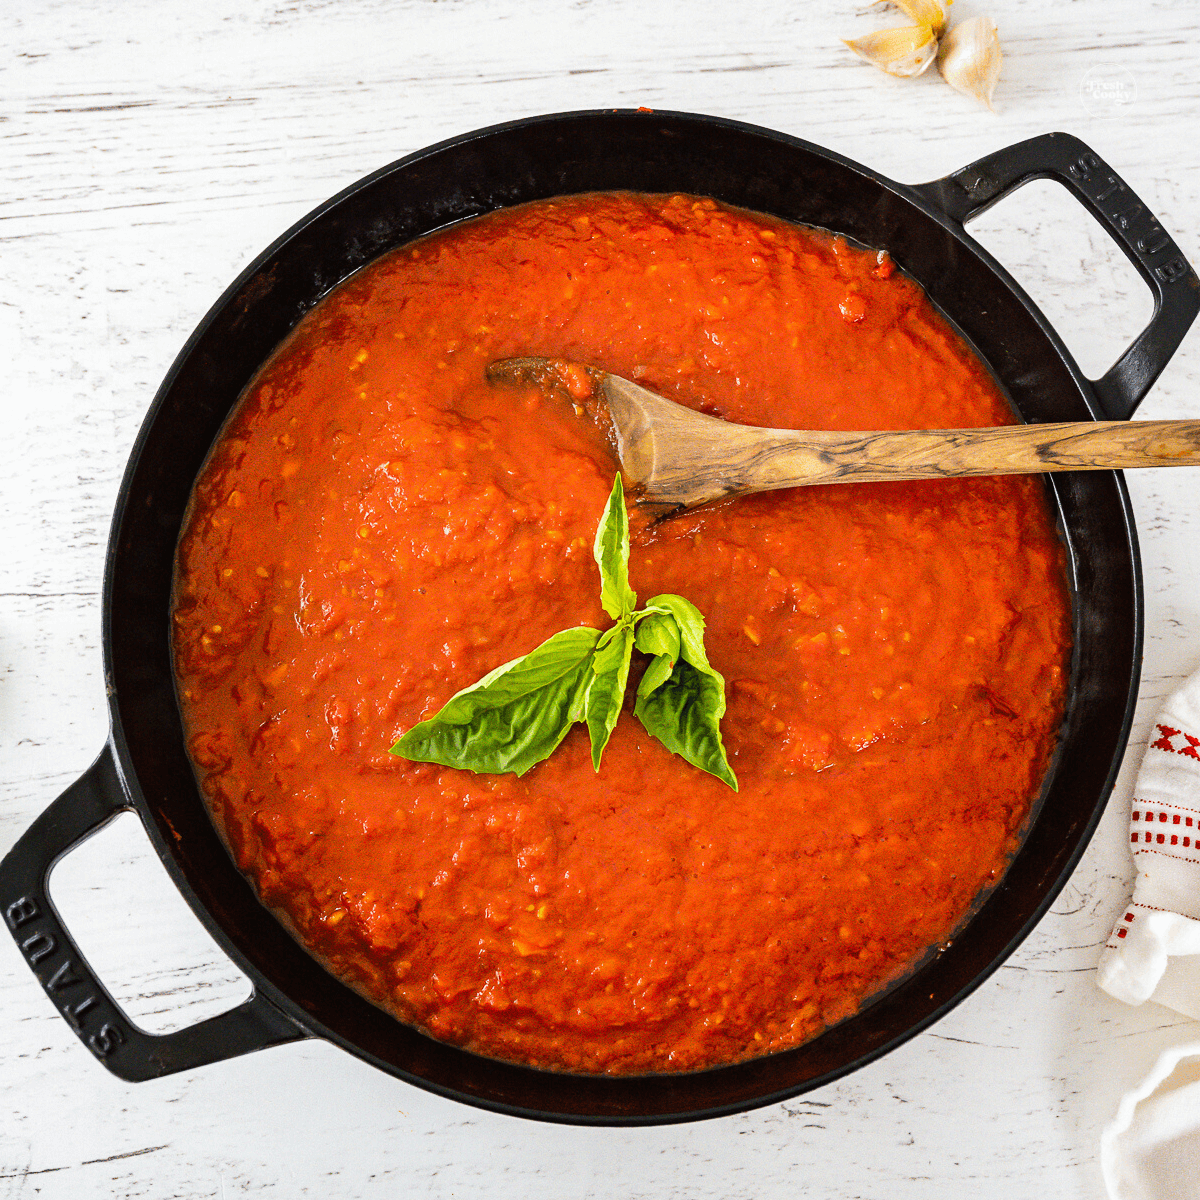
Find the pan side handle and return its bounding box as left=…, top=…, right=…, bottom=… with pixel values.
left=913, top=132, right=1199, bottom=421
left=1, top=744, right=309, bottom=1081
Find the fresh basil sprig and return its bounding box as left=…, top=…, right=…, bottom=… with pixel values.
left=391, top=475, right=737, bottom=789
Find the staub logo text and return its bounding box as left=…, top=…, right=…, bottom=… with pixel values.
left=1068, top=152, right=1189, bottom=285
left=6, top=895, right=125, bottom=1058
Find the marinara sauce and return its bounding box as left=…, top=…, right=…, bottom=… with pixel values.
left=173, top=193, right=1070, bottom=1074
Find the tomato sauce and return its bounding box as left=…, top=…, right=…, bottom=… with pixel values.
left=173, top=193, right=1070, bottom=1074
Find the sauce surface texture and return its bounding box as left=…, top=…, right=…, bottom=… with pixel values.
left=173, top=193, right=1070, bottom=1074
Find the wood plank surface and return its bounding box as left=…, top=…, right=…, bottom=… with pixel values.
left=3, top=1, right=1200, bottom=1196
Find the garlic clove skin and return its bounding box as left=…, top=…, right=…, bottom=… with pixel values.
left=875, top=0, right=951, bottom=38
left=844, top=24, right=938, bottom=78
left=937, top=15, right=1002, bottom=109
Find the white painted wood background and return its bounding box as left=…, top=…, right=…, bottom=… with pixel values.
left=4, top=0, right=1200, bottom=1196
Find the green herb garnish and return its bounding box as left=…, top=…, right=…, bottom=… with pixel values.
left=391, top=475, right=737, bottom=789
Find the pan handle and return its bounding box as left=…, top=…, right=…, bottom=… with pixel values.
left=914, top=132, right=1199, bottom=421
left=0, top=744, right=309, bottom=1081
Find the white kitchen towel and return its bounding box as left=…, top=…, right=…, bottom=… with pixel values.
left=1098, top=665, right=1200, bottom=1018
left=1102, top=1042, right=1200, bottom=1200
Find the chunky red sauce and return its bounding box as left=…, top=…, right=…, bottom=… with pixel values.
left=173, top=193, right=1070, bottom=1074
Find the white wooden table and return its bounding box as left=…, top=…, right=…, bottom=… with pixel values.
left=4, top=1, right=1200, bottom=1195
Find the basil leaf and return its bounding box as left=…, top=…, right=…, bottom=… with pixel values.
left=633, top=611, right=679, bottom=697
left=391, top=625, right=601, bottom=776
left=640, top=594, right=710, bottom=666
left=585, top=622, right=635, bottom=769
left=634, top=662, right=738, bottom=790
left=594, top=473, right=636, bottom=620
left=633, top=610, right=681, bottom=663
left=633, top=595, right=737, bottom=790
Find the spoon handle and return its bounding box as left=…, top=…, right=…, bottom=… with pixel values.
left=722, top=420, right=1200, bottom=492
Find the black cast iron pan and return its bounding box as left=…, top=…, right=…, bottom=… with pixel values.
left=4, top=110, right=1198, bottom=1124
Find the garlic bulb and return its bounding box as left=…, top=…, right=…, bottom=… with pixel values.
left=878, top=0, right=951, bottom=38
left=937, top=15, right=1002, bottom=109
left=844, top=24, right=938, bottom=78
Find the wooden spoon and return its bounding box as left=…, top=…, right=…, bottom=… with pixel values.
left=488, top=356, right=1200, bottom=511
